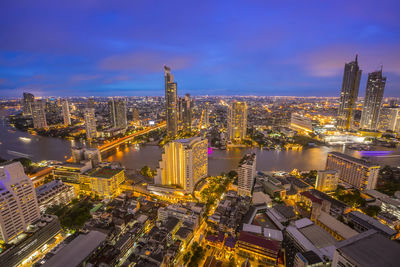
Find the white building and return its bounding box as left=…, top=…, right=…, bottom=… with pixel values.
left=315, top=170, right=339, bottom=192
left=61, top=99, right=71, bottom=126
left=32, top=100, right=47, bottom=129
left=238, top=153, right=256, bottom=197
left=35, top=180, right=76, bottom=213
left=84, top=107, right=97, bottom=139
left=155, top=137, right=208, bottom=193
left=0, top=162, right=41, bottom=243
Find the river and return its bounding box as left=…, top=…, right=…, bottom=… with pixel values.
left=1, top=120, right=399, bottom=175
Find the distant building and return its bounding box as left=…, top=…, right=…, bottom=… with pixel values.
left=61, top=99, right=71, bottom=126
left=109, top=98, right=127, bottom=129
left=346, top=211, right=396, bottom=239
left=165, top=66, right=178, bottom=137
left=83, top=165, right=126, bottom=198
left=155, top=137, right=208, bottom=193
left=84, top=107, right=97, bottom=139
left=228, top=101, right=248, bottom=142
left=32, top=99, right=47, bottom=129
left=360, top=68, right=386, bottom=130
left=337, top=55, right=362, bottom=130
left=290, top=113, right=312, bottom=133
left=294, top=250, right=324, bottom=267
left=378, top=107, right=400, bottom=132
left=22, top=92, right=34, bottom=116
left=179, top=93, right=192, bottom=133
left=238, top=153, right=256, bottom=197
left=315, top=170, right=339, bottom=192
left=35, top=180, right=76, bottom=212
left=325, top=152, right=380, bottom=190
left=0, top=162, right=41, bottom=243
left=132, top=108, right=140, bottom=122
left=332, top=230, right=400, bottom=267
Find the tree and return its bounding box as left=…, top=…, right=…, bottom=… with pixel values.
left=363, top=205, right=381, bottom=217
left=140, top=166, right=155, bottom=178
left=183, top=252, right=192, bottom=264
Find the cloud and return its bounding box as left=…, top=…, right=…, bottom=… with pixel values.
left=69, top=74, right=100, bottom=83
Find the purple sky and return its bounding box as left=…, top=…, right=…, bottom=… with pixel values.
left=0, top=0, right=399, bottom=97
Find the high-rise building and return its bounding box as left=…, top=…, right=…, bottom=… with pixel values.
left=180, top=94, right=192, bottom=133
left=360, top=68, right=386, bottom=130
left=203, top=102, right=210, bottom=129
left=155, top=137, right=208, bottom=193
left=32, top=99, right=48, bottom=129
left=0, top=162, right=41, bottom=243
left=337, top=55, right=362, bottom=130
left=237, top=153, right=256, bottom=197
left=61, top=99, right=71, bottom=126
left=45, top=98, right=59, bottom=114
left=325, top=152, right=380, bottom=190
left=315, top=170, right=339, bottom=192
left=84, top=107, right=97, bottom=139
left=109, top=98, right=127, bottom=129
left=164, top=66, right=178, bottom=137
left=22, top=92, right=34, bottom=116
left=227, top=101, right=248, bottom=142
left=132, top=108, right=140, bottom=122
left=378, top=107, right=400, bottom=132
left=87, top=97, right=95, bottom=109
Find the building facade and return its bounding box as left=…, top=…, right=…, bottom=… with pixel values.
left=228, top=101, right=248, bottom=142
left=84, top=107, right=97, bottom=139
left=290, top=113, right=313, bottom=133
left=109, top=98, right=127, bottom=129
left=0, top=162, right=41, bottom=243
left=325, top=152, right=380, bottom=190
left=22, top=92, right=34, bottom=116
left=61, top=99, right=71, bottom=126
left=32, top=100, right=47, bottom=129
left=315, top=170, right=339, bottom=192
left=360, top=69, right=386, bottom=130
left=337, top=55, right=362, bottom=130
left=155, top=137, right=208, bottom=193
left=165, top=66, right=178, bottom=137
left=35, top=180, right=76, bottom=212
left=238, top=153, right=256, bottom=197
left=179, top=93, right=192, bottom=134
left=378, top=107, right=400, bottom=132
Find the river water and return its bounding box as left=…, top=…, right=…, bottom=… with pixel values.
left=1, top=120, right=399, bottom=176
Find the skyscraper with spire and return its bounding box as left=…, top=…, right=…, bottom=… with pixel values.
left=337, top=55, right=362, bottom=130
left=164, top=66, right=178, bottom=137
left=360, top=67, right=386, bottom=130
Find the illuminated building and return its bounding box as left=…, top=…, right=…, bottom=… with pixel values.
left=0, top=162, right=41, bottom=243
left=22, top=92, right=34, bottom=116
left=178, top=93, right=192, bottom=133
left=360, top=68, right=386, bottom=130
left=83, top=165, right=125, bottom=198
left=325, top=152, right=380, bottom=190
left=235, top=231, right=280, bottom=266
left=165, top=65, right=178, bottom=137
left=35, top=180, right=76, bottom=213
left=378, top=107, right=400, bottom=132
left=228, top=101, right=248, bottom=142
left=337, top=55, right=362, bottom=130
left=238, top=153, right=256, bottom=197
left=61, top=99, right=71, bottom=126
left=84, top=107, right=97, bottom=139
left=132, top=108, right=140, bottom=122
left=109, top=98, right=127, bottom=129
left=290, top=113, right=313, bottom=133
left=155, top=137, right=208, bottom=193
left=315, top=170, right=339, bottom=192
left=32, top=99, right=47, bottom=129
left=52, top=161, right=93, bottom=195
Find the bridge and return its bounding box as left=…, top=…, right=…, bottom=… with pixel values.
left=98, top=121, right=166, bottom=153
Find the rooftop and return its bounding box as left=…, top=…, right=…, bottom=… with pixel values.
left=87, top=166, right=123, bottom=179
left=328, top=152, right=379, bottom=168
left=238, top=231, right=280, bottom=253
left=317, top=211, right=358, bottom=239
left=298, top=250, right=323, bottom=265
left=348, top=211, right=396, bottom=236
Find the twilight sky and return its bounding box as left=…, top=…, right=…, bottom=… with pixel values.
left=0, top=0, right=399, bottom=97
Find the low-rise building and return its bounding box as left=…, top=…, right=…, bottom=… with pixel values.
left=346, top=211, right=396, bottom=239
left=35, top=180, right=76, bottom=212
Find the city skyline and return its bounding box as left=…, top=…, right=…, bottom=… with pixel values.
left=1, top=1, right=400, bottom=97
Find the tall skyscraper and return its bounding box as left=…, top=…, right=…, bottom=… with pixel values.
left=61, top=99, right=71, bottom=126
left=180, top=94, right=192, bottom=133
left=84, top=108, right=97, bottom=139
left=0, top=162, right=41, bottom=243
left=22, top=92, right=34, bottom=116
left=203, top=102, right=210, bottom=129
left=378, top=107, right=400, bottom=132
left=337, top=55, right=362, bottom=130
left=32, top=100, right=47, bottom=129
left=164, top=66, right=178, bottom=137
left=132, top=108, right=140, bottom=122
left=227, top=101, right=248, bottom=142
left=155, top=137, right=208, bottom=193
left=360, top=68, right=386, bottom=130
left=237, top=153, right=256, bottom=196
left=108, top=98, right=127, bottom=129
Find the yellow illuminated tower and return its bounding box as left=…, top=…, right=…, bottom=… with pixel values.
left=228, top=101, right=248, bottom=142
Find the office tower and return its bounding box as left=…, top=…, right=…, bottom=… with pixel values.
left=315, top=170, right=339, bottom=192
left=290, top=113, right=313, bottom=133
left=32, top=99, right=48, bottom=129
left=164, top=65, right=178, bottom=137
left=84, top=108, right=97, bottom=139
left=227, top=101, right=248, bottom=142
left=237, top=153, right=256, bottom=196
left=0, top=162, right=41, bottom=243
left=378, top=107, right=400, bottom=132
left=155, top=137, right=208, bottom=193
left=325, top=152, right=380, bottom=190
left=87, top=97, right=95, bottom=108
left=132, top=108, right=140, bottom=122
left=203, top=102, right=210, bottom=129
left=337, top=55, right=362, bottom=130
left=22, top=92, right=34, bottom=116
left=45, top=98, right=59, bottom=114
left=181, top=94, right=192, bottom=133
left=360, top=68, right=386, bottom=130
left=108, top=98, right=127, bottom=129
left=61, top=99, right=71, bottom=126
